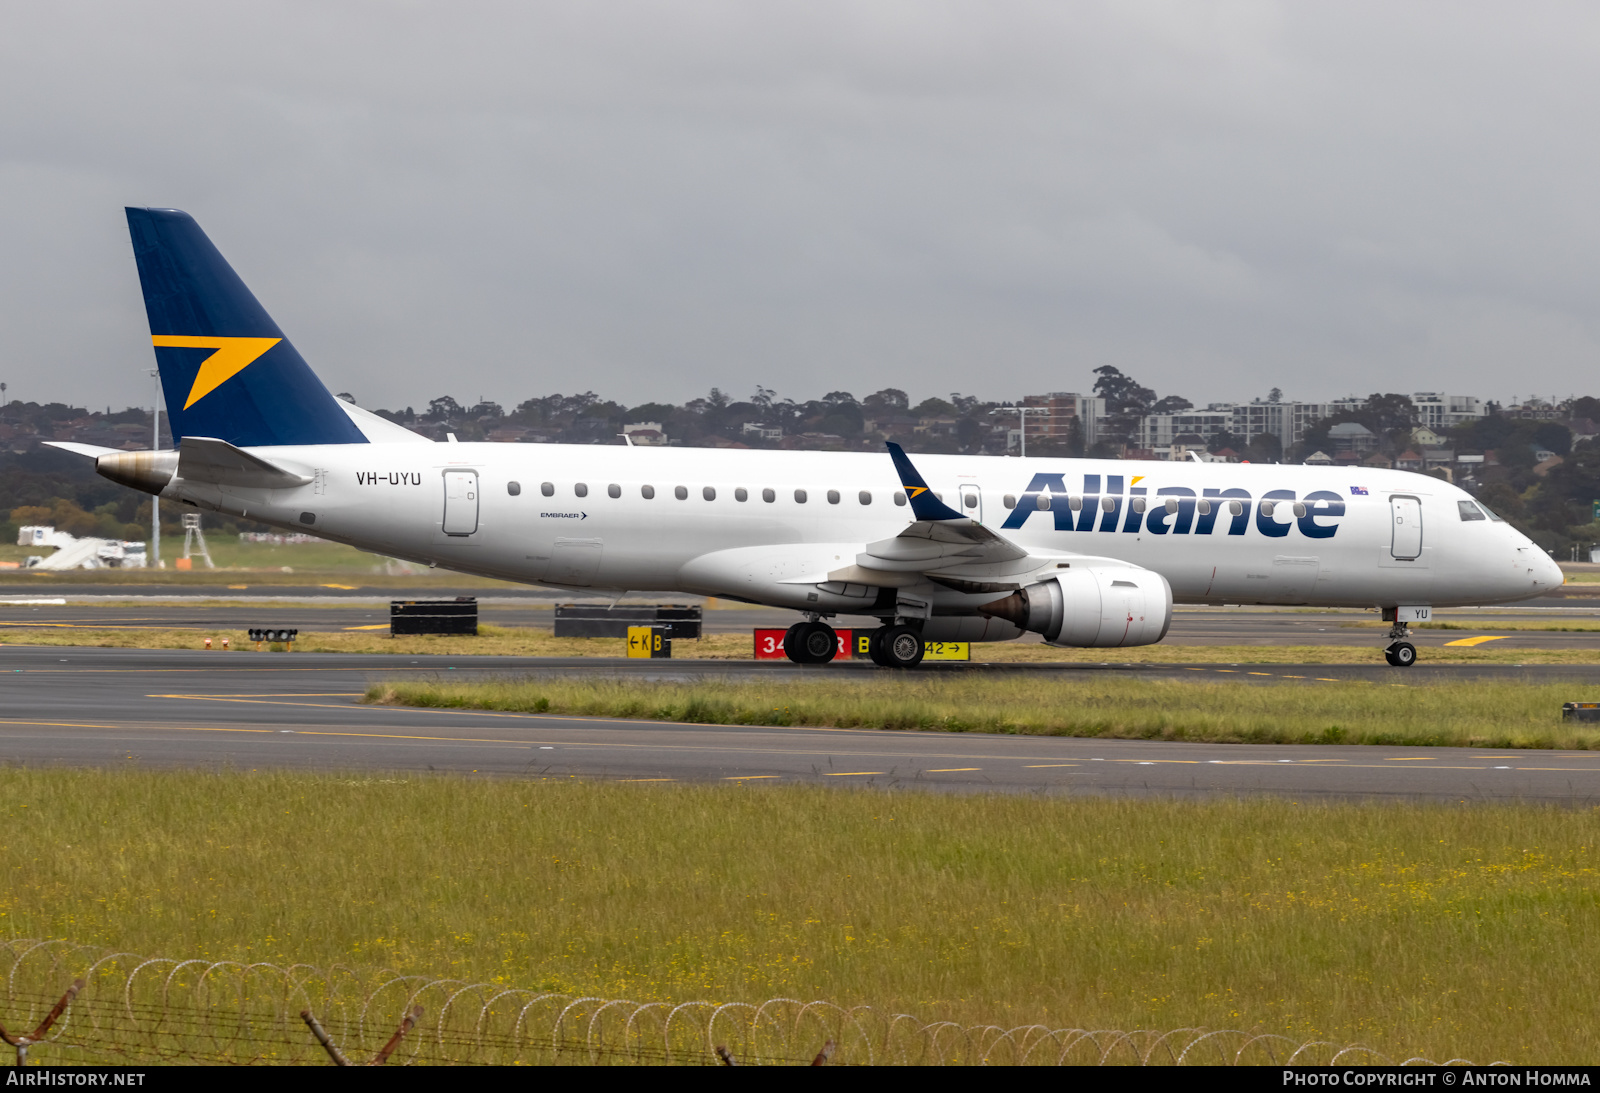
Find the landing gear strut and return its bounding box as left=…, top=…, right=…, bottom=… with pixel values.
left=782, top=621, right=837, bottom=664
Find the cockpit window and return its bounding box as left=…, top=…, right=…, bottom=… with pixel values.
left=1478, top=502, right=1505, bottom=522
left=1458, top=500, right=1487, bottom=522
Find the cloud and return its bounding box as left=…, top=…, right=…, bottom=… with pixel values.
left=3, top=1, right=1599, bottom=412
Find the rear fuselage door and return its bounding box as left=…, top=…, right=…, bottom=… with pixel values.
left=442, top=469, right=480, bottom=536
left=1390, top=495, right=1422, bottom=560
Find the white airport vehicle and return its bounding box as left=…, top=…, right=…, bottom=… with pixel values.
left=49, top=209, right=1564, bottom=667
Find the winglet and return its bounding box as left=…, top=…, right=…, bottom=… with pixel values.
left=886, top=442, right=966, bottom=522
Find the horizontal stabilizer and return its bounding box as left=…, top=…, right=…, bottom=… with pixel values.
left=176, top=436, right=312, bottom=489
left=42, top=441, right=122, bottom=460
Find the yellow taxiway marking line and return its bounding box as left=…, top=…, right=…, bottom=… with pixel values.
left=1023, top=764, right=1080, bottom=768
left=153, top=693, right=363, bottom=698
left=1280, top=675, right=1307, bottom=679
left=926, top=768, right=980, bottom=772
left=1444, top=635, right=1509, bottom=647
left=724, top=775, right=780, bottom=780
left=1113, top=758, right=1198, bottom=764
left=1247, top=672, right=1273, bottom=676
left=825, top=772, right=887, bottom=776
left=617, top=778, right=674, bottom=782
left=1215, top=669, right=1238, bottom=673
left=1385, top=757, right=1438, bottom=761
left=343, top=625, right=390, bottom=631
left=1315, top=678, right=1341, bottom=682
left=0, top=718, right=120, bottom=729
left=321, top=584, right=359, bottom=590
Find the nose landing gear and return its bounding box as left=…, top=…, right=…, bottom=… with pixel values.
left=1384, top=641, right=1417, bottom=667
left=1382, top=610, right=1418, bottom=667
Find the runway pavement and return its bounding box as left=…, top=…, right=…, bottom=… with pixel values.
left=5, top=645, right=1600, bottom=802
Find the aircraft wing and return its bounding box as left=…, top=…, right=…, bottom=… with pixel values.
left=858, top=443, right=1032, bottom=572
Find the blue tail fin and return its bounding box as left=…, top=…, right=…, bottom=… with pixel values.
left=126, top=208, right=367, bottom=448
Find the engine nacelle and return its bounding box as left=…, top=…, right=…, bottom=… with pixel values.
left=979, top=567, right=1173, bottom=648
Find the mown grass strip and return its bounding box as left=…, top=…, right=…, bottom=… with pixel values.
left=368, top=675, right=1600, bottom=749
left=1, top=768, right=1594, bottom=1063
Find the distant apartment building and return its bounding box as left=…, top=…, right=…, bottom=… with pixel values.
left=1135, top=408, right=1233, bottom=450
left=1016, top=392, right=1104, bottom=449
left=1138, top=392, right=1485, bottom=453
left=1411, top=392, right=1485, bottom=430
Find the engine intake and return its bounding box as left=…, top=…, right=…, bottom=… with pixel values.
left=979, top=567, right=1173, bottom=647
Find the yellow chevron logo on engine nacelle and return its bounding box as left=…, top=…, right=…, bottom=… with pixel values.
left=151, top=335, right=282, bottom=409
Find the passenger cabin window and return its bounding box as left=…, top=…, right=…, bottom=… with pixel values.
left=794, top=489, right=808, bottom=503
left=574, top=483, right=588, bottom=498
left=963, top=493, right=977, bottom=509
left=762, top=488, right=776, bottom=503
left=507, top=481, right=521, bottom=496
left=607, top=483, right=621, bottom=498
left=674, top=486, right=688, bottom=500
left=827, top=490, right=840, bottom=504
left=1131, top=497, right=1147, bottom=514
left=894, top=492, right=907, bottom=506
left=1069, top=495, right=1082, bottom=511
left=540, top=482, right=554, bottom=497
left=1458, top=500, right=1487, bottom=521
left=703, top=486, right=717, bottom=501
left=735, top=488, right=748, bottom=502
left=858, top=491, right=871, bottom=505
left=1036, top=494, right=1051, bottom=510
left=641, top=485, right=655, bottom=499
left=1002, top=494, right=1016, bottom=509
left=1197, top=500, right=1212, bottom=515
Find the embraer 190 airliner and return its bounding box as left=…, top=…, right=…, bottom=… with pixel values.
left=49, top=208, right=1563, bottom=668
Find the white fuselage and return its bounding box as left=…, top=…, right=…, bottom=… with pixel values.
left=162, top=443, right=1563, bottom=627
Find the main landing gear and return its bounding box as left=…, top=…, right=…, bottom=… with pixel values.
left=868, top=624, right=925, bottom=669
left=782, top=620, right=838, bottom=664
left=780, top=618, right=926, bottom=668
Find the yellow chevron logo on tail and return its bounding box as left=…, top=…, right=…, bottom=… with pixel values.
left=151, top=335, right=282, bottom=409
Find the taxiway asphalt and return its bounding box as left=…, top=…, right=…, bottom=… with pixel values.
left=4, top=645, right=1600, bottom=802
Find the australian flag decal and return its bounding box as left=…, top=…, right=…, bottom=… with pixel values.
left=1349, top=486, right=1369, bottom=496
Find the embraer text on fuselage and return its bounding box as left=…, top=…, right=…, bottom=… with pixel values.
left=1000, top=472, right=1346, bottom=539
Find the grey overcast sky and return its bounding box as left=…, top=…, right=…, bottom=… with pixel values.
left=3, top=1, right=1598, bottom=413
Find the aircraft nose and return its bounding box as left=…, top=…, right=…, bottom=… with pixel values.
left=1541, top=552, right=1565, bottom=589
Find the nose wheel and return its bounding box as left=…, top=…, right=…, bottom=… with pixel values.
left=1385, top=641, right=1417, bottom=668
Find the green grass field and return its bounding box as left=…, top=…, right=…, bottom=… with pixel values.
left=368, top=675, right=1600, bottom=749
left=0, top=769, right=1592, bottom=1063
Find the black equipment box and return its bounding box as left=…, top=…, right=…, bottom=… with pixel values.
left=247, top=628, right=299, bottom=645
left=553, top=604, right=702, bottom=639
left=391, top=598, right=479, bottom=636
left=1563, top=702, right=1600, bottom=722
